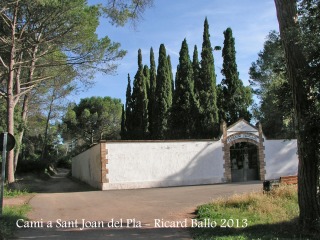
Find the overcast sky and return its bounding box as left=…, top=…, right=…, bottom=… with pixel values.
left=74, top=0, right=279, bottom=104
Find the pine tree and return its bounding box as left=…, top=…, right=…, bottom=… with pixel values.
left=170, top=39, right=196, bottom=139
left=125, top=73, right=132, bottom=139
left=131, top=49, right=149, bottom=139
left=148, top=47, right=157, bottom=139
left=154, top=44, right=172, bottom=139
left=197, top=17, right=219, bottom=138
left=220, top=28, right=252, bottom=125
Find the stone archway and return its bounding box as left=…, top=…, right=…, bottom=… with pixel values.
left=221, top=121, right=266, bottom=182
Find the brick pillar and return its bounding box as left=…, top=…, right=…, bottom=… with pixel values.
left=258, top=123, right=266, bottom=181
left=100, top=141, right=109, bottom=188
left=221, top=121, right=232, bottom=182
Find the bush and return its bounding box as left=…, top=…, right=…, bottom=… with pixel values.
left=56, top=155, right=72, bottom=169
left=15, top=159, right=47, bottom=174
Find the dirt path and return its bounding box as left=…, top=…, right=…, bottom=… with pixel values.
left=4, top=169, right=93, bottom=207
left=15, top=168, right=94, bottom=193
left=12, top=170, right=262, bottom=239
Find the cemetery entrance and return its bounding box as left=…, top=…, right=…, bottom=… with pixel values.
left=230, top=142, right=259, bottom=182
left=222, top=119, right=266, bottom=183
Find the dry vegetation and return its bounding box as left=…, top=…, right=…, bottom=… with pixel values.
left=192, top=185, right=317, bottom=239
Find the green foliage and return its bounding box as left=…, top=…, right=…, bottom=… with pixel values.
left=101, top=0, right=153, bottom=26
left=1, top=0, right=136, bottom=180
left=143, top=65, right=150, bottom=92
left=130, top=49, right=149, bottom=139
left=249, top=31, right=294, bottom=139
left=154, top=44, right=172, bottom=139
left=192, top=45, right=201, bottom=98
left=219, top=28, right=252, bottom=125
left=124, top=74, right=133, bottom=139
left=299, top=0, right=320, bottom=117
left=0, top=205, right=31, bottom=239
left=148, top=47, right=157, bottom=139
left=16, top=157, right=47, bottom=174
left=62, top=96, right=122, bottom=148
left=120, top=104, right=126, bottom=139
left=274, top=0, right=320, bottom=231
left=170, top=39, right=197, bottom=139
left=167, top=55, right=174, bottom=98
left=4, top=186, right=29, bottom=198
left=192, top=186, right=306, bottom=240
left=56, top=155, right=72, bottom=169
left=196, top=18, right=219, bottom=138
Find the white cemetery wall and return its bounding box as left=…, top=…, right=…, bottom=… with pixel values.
left=72, top=144, right=102, bottom=189
left=102, top=141, right=224, bottom=190
left=264, top=139, right=298, bottom=179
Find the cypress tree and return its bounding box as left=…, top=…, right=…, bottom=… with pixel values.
left=143, top=64, right=150, bottom=93
left=192, top=45, right=202, bottom=137
left=125, top=73, right=132, bottom=139
left=170, top=38, right=196, bottom=139
left=220, top=28, right=252, bottom=125
left=197, top=17, right=219, bottom=138
left=154, top=44, right=172, bottom=139
left=131, top=49, right=149, bottom=139
left=120, top=104, right=126, bottom=139
left=192, top=45, right=201, bottom=98
left=148, top=47, right=157, bottom=139
left=167, top=55, right=174, bottom=100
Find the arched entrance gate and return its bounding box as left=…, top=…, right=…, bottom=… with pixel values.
left=221, top=120, right=266, bottom=182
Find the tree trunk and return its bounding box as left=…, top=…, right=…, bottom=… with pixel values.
left=7, top=1, right=19, bottom=183
left=14, top=93, right=30, bottom=171
left=15, top=43, right=38, bottom=170
left=274, top=0, right=320, bottom=231
left=41, top=89, right=56, bottom=161
left=7, top=96, right=15, bottom=183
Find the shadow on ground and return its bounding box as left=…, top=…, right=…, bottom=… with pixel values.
left=16, top=224, right=191, bottom=240
left=12, top=168, right=96, bottom=194
left=191, top=218, right=319, bottom=240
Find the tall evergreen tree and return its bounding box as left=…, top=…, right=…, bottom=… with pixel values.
left=170, top=39, right=196, bottom=139
left=125, top=73, right=132, bottom=139
left=143, top=64, right=150, bottom=93
left=219, top=28, right=252, bottom=125
left=120, top=104, right=126, bottom=139
left=130, top=49, right=149, bottom=139
left=154, top=44, right=172, bottom=139
left=148, top=47, right=157, bottom=139
left=192, top=45, right=201, bottom=97
left=192, top=45, right=201, bottom=136
left=197, top=17, right=219, bottom=138
left=167, top=55, right=174, bottom=99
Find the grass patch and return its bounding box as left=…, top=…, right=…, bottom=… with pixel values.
left=192, top=185, right=317, bottom=239
left=4, top=185, right=30, bottom=198
left=0, top=204, right=31, bottom=240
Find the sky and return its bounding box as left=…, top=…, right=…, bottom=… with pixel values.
left=74, top=0, right=280, bottom=104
